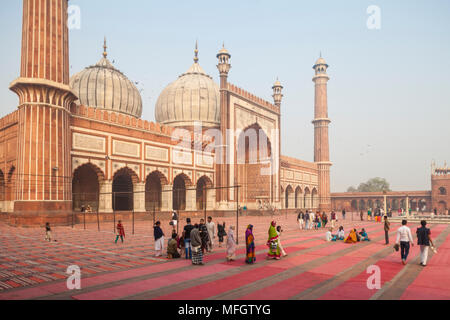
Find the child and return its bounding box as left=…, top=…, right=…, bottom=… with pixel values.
left=276, top=226, right=287, bottom=257
left=45, top=222, right=52, bottom=242
left=115, top=220, right=125, bottom=244
left=359, top=228, right=370, bottom=241
left=326, top=228, right=333, bottom=242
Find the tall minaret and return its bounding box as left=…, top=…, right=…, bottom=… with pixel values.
left=10, top=0, right=76, bottom=218
left=312, top=56, right=332, bottom=212
left=216, top=44, right=231, bottom=207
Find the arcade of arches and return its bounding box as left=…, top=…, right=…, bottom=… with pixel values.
left=331, top=192, right=433, bottom=213
left=280, top=185, right=318, bottom=210
left=69, top=164, right=219, bottom=213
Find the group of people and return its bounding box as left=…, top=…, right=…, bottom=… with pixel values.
left=324, top=226, right=370, bottom=243
left=297, top=210, right=337, bottom=230
left=148, top=217, right=289, bottom=266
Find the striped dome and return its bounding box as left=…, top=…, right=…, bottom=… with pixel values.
left=70, top=56, right=142, bottom=118
left=155, top=61, right=220, bottom=128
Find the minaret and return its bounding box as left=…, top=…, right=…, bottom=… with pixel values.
left=9, top=0, right=76, bottom=219
left=312, top=56, right=332, bottom=212
left=216, top=44, right=231, bottom=207
left=272, top=79, right=283, bottom=205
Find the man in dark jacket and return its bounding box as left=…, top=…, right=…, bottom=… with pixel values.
left=417, top=220, right=434, bottom=267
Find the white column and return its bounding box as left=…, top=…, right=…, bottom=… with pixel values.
left=99, top=180, right=113, bottom=213
left=161, top=185, right=173, bottom=212
left=134, top=182, right=146, bottom=213
left=206, top=188, right=215, bottom=210
left=186, top=188, right=197, bottom=211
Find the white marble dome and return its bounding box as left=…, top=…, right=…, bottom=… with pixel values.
left=155, top=57, right=220, bottom=128
left=70, top=53, right=143, bottom=118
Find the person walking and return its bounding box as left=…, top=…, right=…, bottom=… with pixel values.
left=199, top=219, right=210, bottom=254
left=360, top=210, right=364, bottom=221
left=342, top=208, right=346, bottom=220
left=383, top=216, right=390, bottom=245
left=417, top=220, right=434, bottom=267
left=171, top=211, right=178, bottom=231
left=227, top=226, right=237, bottom=262
left=396, top=220, right=414, bottom=265
left=183, top=218, right=194, bottom=259
left=217, top=222, right=227, bottom=248
left=190, top=224, right=204, bottom=265
left=331, top=211, right=337, bottom=228
left=154, top=221, right=165, bottom=257
left=267, top=221, right=281, bottom=260
left=206, top=216, right=216, bottom=252
left=368, top=208, right=372, bottom=221
left=245, top=225, right=256, bottom=264
left=277, top=226, right=287, bottom=257
left=305, top=211, right=310, bottom=230
left=297, top=211, right=305, bottom=230
left=115, top=220, right=125, bottom=244
left=322, top=212, right=328, bottom=228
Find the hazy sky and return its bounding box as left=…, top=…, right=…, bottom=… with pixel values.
left=1, top=0, right=449, bottom=192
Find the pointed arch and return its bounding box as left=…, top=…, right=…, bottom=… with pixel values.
left=112, top=167, right=138, bottom=211
left=72, top=163, right=104, bottom=212
left=285, top=185, right=294, bottom=209
left=145, top=171, right=168, bottom=211
left=196, top=175, right=213, bottom=210
left=295, top=186, right=303, bottom=209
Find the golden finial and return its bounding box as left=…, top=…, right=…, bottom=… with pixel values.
left=103, top=37, right=107, bottom=58
left=194, top=40, right=199, bottom=63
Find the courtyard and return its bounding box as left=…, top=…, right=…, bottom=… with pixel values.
left=0, top=212, right=449, bottom=300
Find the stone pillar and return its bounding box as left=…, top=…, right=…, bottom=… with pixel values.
left=206, top=188, right=215, bottom=210
left=99, top=180, right=113, bottom=213
left=133, top=182, right=146, bottom=213
left=161, top=185, right=172, bottom=212
left=186, top=188, right=197, bottom=211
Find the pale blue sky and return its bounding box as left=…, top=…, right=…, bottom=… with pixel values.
left=1, top=0, right=449, bottom=192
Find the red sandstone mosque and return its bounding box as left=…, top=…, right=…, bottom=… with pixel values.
left=1, top=1, right=447, bottom=226
left=0, top=0, right=333, bottom=225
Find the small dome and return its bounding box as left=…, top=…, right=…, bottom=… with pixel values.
left=314, top=56, right=328, bottom=69
left=70, top=50, right=142, bottom=118
left=155, top=58, right=220, bottom=128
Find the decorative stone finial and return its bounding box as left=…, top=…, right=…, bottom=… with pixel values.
left=194, top=40, right=199, bottom=63
left=103, top=37, right=107, bottom=58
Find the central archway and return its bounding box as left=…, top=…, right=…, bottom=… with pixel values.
left=237, top=123, right=273, bottom=207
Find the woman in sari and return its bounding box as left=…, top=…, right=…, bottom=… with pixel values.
left=245, top=225, right=256, bottom=264
left=226, top=226, right=237, bottom=261
left=345, top=229, right=358, bottom=244
left=267, top=221, right=281, bottom=260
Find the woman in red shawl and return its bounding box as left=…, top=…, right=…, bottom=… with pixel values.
left=115, top=220, right=125, bottom=244
left=245, top=225, right=256, bottom=264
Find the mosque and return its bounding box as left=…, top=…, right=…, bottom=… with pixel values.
left=0, top=0, right=332, bottom=225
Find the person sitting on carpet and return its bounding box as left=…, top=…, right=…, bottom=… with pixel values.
left=167, top=232, right=181, bottom=259
left=345, top=229, right=358, bottom=243
left=333, top=226, right=345, bottom=241
left=359, top=228, right=371, bottom=241
left=326, top=228, right=333, bottom=242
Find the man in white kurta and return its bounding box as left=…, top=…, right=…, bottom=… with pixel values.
left=206, top=217, right=216, bottom=252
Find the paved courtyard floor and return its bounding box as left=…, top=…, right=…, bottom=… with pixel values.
left=0, top=213, right=449, bottom=300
